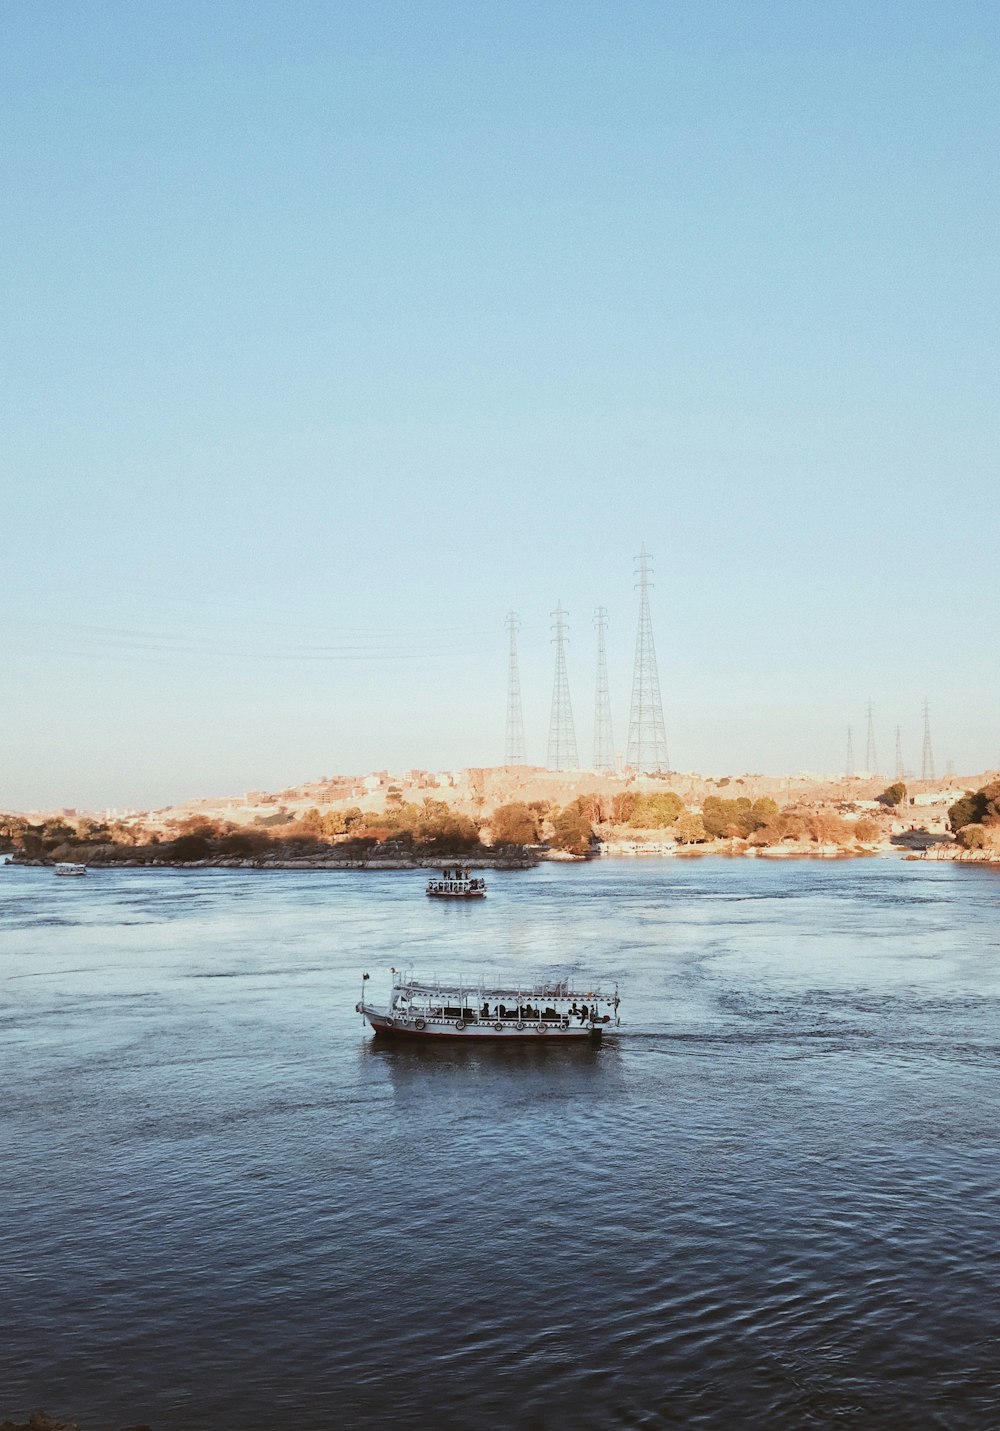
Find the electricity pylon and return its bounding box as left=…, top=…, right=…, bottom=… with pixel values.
left=846, top=726, right=855, bottom=778
left=592, top=607, right=615, bottom=773
left=865, top=699, right=879, bottom=776
left=547, top=602, right=579, bottom=770
left=504, top=611, right=526, bottom=765
left=894, top=725, right=904, bottom=782
left=921, top=700, right=935, bottom=781
left=626, top=546, right=669, bottom=773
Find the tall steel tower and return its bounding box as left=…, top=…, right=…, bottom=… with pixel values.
left=504, top=611, right=526, bottom=766
left=592, top=607, right=615, bottom=773
left=846, top=726, right=855, bottom=778
left=626, top=547, right=670, bottom=773
left=865, top=699, right=879, bottom=776
left=921, top=699, right=935, bottom=781
left=894, top=725, right=904, bottom=781
left=547, top=602, right=579, bottom=770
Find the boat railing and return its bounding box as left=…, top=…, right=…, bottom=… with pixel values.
left=397, top=980, right=599, bottom=1002
left=390, top=1004, right=603, bottom=1027
left=426, top=878, right=485, bottom=891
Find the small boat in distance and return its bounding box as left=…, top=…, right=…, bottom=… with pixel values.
left=426, top=866, right=486, bottom=899
left=54, top=862, right=87, bottom=877
left=357, top=969, right=620, bottom=1041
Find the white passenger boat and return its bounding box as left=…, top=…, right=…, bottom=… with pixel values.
left=53, top=862, right=87, bottom=877
left=357, top=970, right=619, bottom=1041
left=426, top=867, right=486, bottom=899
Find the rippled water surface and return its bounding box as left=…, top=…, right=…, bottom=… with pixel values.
left=2, top=859, right=999, bottom=1429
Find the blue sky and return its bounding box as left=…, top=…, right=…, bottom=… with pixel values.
left=3, top=1, right=998, bottom=809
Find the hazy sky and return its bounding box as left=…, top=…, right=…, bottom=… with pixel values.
left=3, top=1, right=998, bottom=810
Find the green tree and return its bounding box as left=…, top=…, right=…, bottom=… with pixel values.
left=949, top=791, right=984, bottom=831
left=491, top=802, right=542, bottom=846
left=878, top=782, right=907, bottom=808
left=176, top=816, right=222, bottom=839
left=958, top=824, right=987, bottom=850
left=674, top=812, right=708, bottom=844
left=169, top=833, right=212, bottom=862
left=611, top=791, right=638, bottom=824
left=217, top=829, right=272, bottom=857
left=575, top=792, right=608, bottom=823
left=39, top=820, right=76, bottom=849
left=701, top=796, right=745, bottom=838
left=983, top=780, right=1000, bottom=822
left=738, top=797, right=778, bottom=836
left=0, top=814, right=28, bottom=849
left=549, top=806, right=593, bottom=855
left=414, top=812, right=481, bottom=852
left=628, top=791, right=684, bottom=828
left=949, top=780, right=1000, bottom=832
left=700, top=796, right=777, bottom=839
left=298, top=807, right=324, bottom=835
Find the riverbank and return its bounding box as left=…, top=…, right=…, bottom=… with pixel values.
left=920, top=842, right=1000, bottom=863
left=8, top=838, right=998, bottom=870
left=8, top=852, right=538, bottom=871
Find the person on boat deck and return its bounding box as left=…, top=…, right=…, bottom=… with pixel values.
left=570, top=1001, right=579, bottom=1018
left=578, top=1003, right=590, bottom=1024
left=481, top=1000, right=489, bottom=1018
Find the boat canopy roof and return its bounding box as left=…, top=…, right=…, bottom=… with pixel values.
left=394, top=976, right=616, bottom=1002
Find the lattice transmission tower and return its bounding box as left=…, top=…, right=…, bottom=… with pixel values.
left=921, top=699, right=935, bottom=781
left=626, top=547, right=670, bottom=773
left=592, top=607, right=615, bottom=773
left=547, top=602, right=579, bottom=770
left=504, top=611, right=526, bottom=765
left=894, top=725, right=904, bottom=781
left=865, top=699, right=879, bottom=776
left=846, top=726, right=855, bottom=778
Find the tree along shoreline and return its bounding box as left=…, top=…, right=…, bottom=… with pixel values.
left=10, top=843, right=996, bottom=868
left=8, top=851, right=538, bottom=871
left=9, top=844, right=910, bottom=870
left=6, top=780, right=997, bottom=869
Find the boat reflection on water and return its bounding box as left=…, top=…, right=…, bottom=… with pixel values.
left=361, top=1025, right=622, bottom=1108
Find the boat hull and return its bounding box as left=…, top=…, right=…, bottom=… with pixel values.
left=360, top=1005, right=602, bottom=1041
left=426, top=890, right=486, bottom=899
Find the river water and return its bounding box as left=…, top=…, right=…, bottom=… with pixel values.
left=2, top=858, right=999, bottom=1429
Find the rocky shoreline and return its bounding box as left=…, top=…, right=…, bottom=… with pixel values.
left=7, top=842, right=998, bottom=871
left=8, top=852, right=538, bottom=871
left=919, top=843, right=1000, bottom=863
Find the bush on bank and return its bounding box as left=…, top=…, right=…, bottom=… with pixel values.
left=948, top=781, right=1000, bottom=834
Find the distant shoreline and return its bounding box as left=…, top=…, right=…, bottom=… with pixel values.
left=10, top=847, right=996, bottom=870
left=7, top=853, right=538, bottom=872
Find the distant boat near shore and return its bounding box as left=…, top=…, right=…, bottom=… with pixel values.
left=53, top=862, right=87, bottom=877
